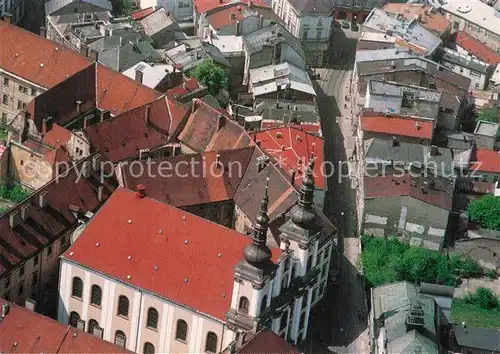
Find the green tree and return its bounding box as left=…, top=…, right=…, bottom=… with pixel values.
left=468, top=195, right=500, bottom=231
left=478, top=107, right=498, bottom=123
left=465, top=287, right=499, bottom=310
left=460, top=258, right=482, bottom=278
left=486, top=269, right=497, bottom=279
left=7, top=185, right=30, bottom=203
left=191, top=60, right=228, bottom=96
left=110, top=0, right=133, bottom=15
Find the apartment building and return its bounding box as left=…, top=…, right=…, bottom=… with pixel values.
left=271, top=0, right=334, bottom=66
left=58, top=161, right=337, bottom=352
left=440, top=47, right=492, bottom=90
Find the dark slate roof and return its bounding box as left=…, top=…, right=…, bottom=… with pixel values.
left=287, top=0, right=334, bottom=14
left=453, top=326, right=500, bottom=351
left=98, top=41, right=163, bottom=72
left=234, top=329, right=302, bottom=354
left=243, top=23, right=305, bottom=59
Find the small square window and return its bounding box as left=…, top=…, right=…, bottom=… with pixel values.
left=3, top=78, right=9, bottom=86
left=20, top=160, right=24, bottom=166
left=2, top=95, right=8, bottom=105
left=19, top=264, right=25, bottom=277
left=31, top=88, right=37, bottom=96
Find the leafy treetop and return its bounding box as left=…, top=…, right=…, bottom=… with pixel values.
left=191, top=60, right=228, bottom=96
left=468, top=195, right=500, bottom=231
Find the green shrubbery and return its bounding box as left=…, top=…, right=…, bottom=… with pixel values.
left=468, top=195, right=500, bottom=231
left=361, top=235, right=482, bottom=287
left=189, top=60, right=228, bottom=96
left=0, top=184, right=31, bottom=203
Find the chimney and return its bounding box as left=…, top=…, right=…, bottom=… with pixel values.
left=75, top=100, right=82, bottom=113
left=39, top=190, right=48, bottom=208
left=1, top=303, right=10, bottom=318
left=92, top=154, right=101, bottom=172
left=79, top=43, right=88, bottom=57
left=429, top=145, right=438, bottom=156
left=82, top=161, right=91, bottom=178
left=259, top=14, right=264, bottom=28
left=235, top=20, right=240, bottom=35
left=415, top=122, right=421, bottom=130
left=24, top=298, right=36, bottom=312
left=276, top=132, right=283, bottom=138
left=144, top=104, right=150, bottom=124
left=40, top=26, right=46, bottom=37
left=290, top=168, right=295, bottom=186
left=137, top=184, right=146, bottom=198
left=9, top=211, right=20, bottom=229
left=20, top=204, right=30, bottom=221
left=217, top=114, right=225, bottom=131
left=391, top=136, right=399, bottom=147
left=97, top=185, right=104, bottom=202
left=3, top=13, right=12, bottom=24
left=135, top=68, right=144, bottom=84
left=88, top=49, right=99, bottom=62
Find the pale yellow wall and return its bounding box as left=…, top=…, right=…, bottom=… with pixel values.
left=0, top=72, right=44, bottom=124
left=9, top=143, right=54, bottom=190
left=168, top=306, right=193, bottom=353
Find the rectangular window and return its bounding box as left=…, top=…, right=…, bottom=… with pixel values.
left=18, top=85, right=28, bottom=94
left=475, top=82, right=480, bottom=89
left=302, top=30, right=308, bottom=40
left=4, top=274, right=10, bottom=289
left=18, top=283, right=24, bottom=296
left=31, top=88, right=36, bottom=96
left=17, top=100, right=26, bottom=110
left=47, top=244, right=52, bottom=256
left=316, top=30, right=322, bottom=40
left=34, top=254, right=39, bottom=266
left=19, top=264, right=25, bottom=277
left=3, top=77, right=9, bottom=86
left=2, top=94, right=8, bottom=105
left=32, top=271, right=38, bottom=286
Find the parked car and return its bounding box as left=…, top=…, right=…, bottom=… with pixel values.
left=341, top=20, right=350, bottom=29
left=351, top=22, right=359, bottom=31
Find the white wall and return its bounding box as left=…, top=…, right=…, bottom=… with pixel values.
left=441, top=59, right=488, bottom=90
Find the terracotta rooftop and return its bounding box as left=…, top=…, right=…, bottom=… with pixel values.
left=121, top=147, right=254, bottom=207
left=455, top=31, right=500, bottom=66
left=361, top=112, right=434, bottom=140
left=382, top=3, right=450, bottom=35
left=166, top=77, right=205, bottom=101
left=178, top=99, right=254, bottom=152
left=0, top=20, right=91, bottom=89
left=63, top=187, right=281, bottom=321
left=130, top=6, right=155, bottom=20
left=206, top=2, right=280, bottom=30
left=193, top=0, right=268, bottom=14
left=365, top=174, right=453, bottom=210
left=41, top=124, right=72, bottom=148
left=230, top=329, right=302, bottom=354
left=251, top=127, right=326, bottom=190
left=84, top=96, right=187, bottom=163
left=0, top=153, right=117, bottom=278
left=0, top=299, right=131, bottom=353
left=470, top=148, right=500, bottom=173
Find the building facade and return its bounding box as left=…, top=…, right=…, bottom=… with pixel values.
left=271, top=0, right=334, bottom=66
left=440, top=47, right=491, bottom=90
left=57, top=160, right=336, bottom=352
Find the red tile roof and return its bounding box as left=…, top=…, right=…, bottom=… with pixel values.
left=365, top=174, right=452, bottom=210
left=0, top=299, right=131, bottom=353
left=85, top=96, right=185, bottom=163
left=251, top=127, right=326, bottom=190
left=178, top=99, right=254, bottom=152
left=361, top=113, right=434, bottom=140
left=194, top=0, right=268, bottom=14
left=64, top=187, right=281, bottom=321
left=455, top=31, right=500, bottom=66
left=166, top=77, right=205, bottom=101
left=232, top=329, right=302, bottom=354
left=0, top=20, right=91, bottom=88
left=41, top=124, right=72, bottom=148
left=0, top=153, right=117, bottom=277
left=121, top=147, right=254, bottom=207
left=206, top=2, right=280, bottom=30
left=131, top=6, right=155, bottom=20
left=470, top=148, right=500, bottom=173
left=96, top=64, right=161, bottom=116
left=382, top=4, right=450, bottom=35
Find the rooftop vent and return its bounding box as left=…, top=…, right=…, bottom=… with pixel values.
left=136, top=184, right=146, bottom=198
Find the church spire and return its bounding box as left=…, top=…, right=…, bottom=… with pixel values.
left=243, top=179, right=272, bottom=265
left=299, top=158, right=315, bottom=208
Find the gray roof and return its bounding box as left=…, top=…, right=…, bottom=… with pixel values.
left=441, top=130, right=475, bottom=150
left=387, top=330, right=438, bottom=354
left=356, top=48, right=413, bottom=63
left=140, top=7, right=176, bottom=36
left=364, top=138, right=470, bottom=176
left=363, top=8, right=442, bottom=56
left=287, top=0, right=334, bottom=14
left=262, top=108, right=320, bottom=124
left=371, top=281, right=437, bottom=346
left=88, top=32, right=147, bottom=51
left=98, top=41, right=162, bottom=72
left=243, top=23, right=305, bottom=59
left=453, top=326, right=500, bottom=351
left=165, top=42, right=231, bottom=71
left=45, top=0, right=112, bottom=16
left=255, top=100, right=318, bottom=114
left=441, top=48, right=489, bottom=74
left=474, top=120, right=500, bottom=137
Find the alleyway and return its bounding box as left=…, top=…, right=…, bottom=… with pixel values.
left=302, top=27, right=370, bottom=354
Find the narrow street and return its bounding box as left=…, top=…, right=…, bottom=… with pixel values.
left=302, top=28, right=370, bottom=353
